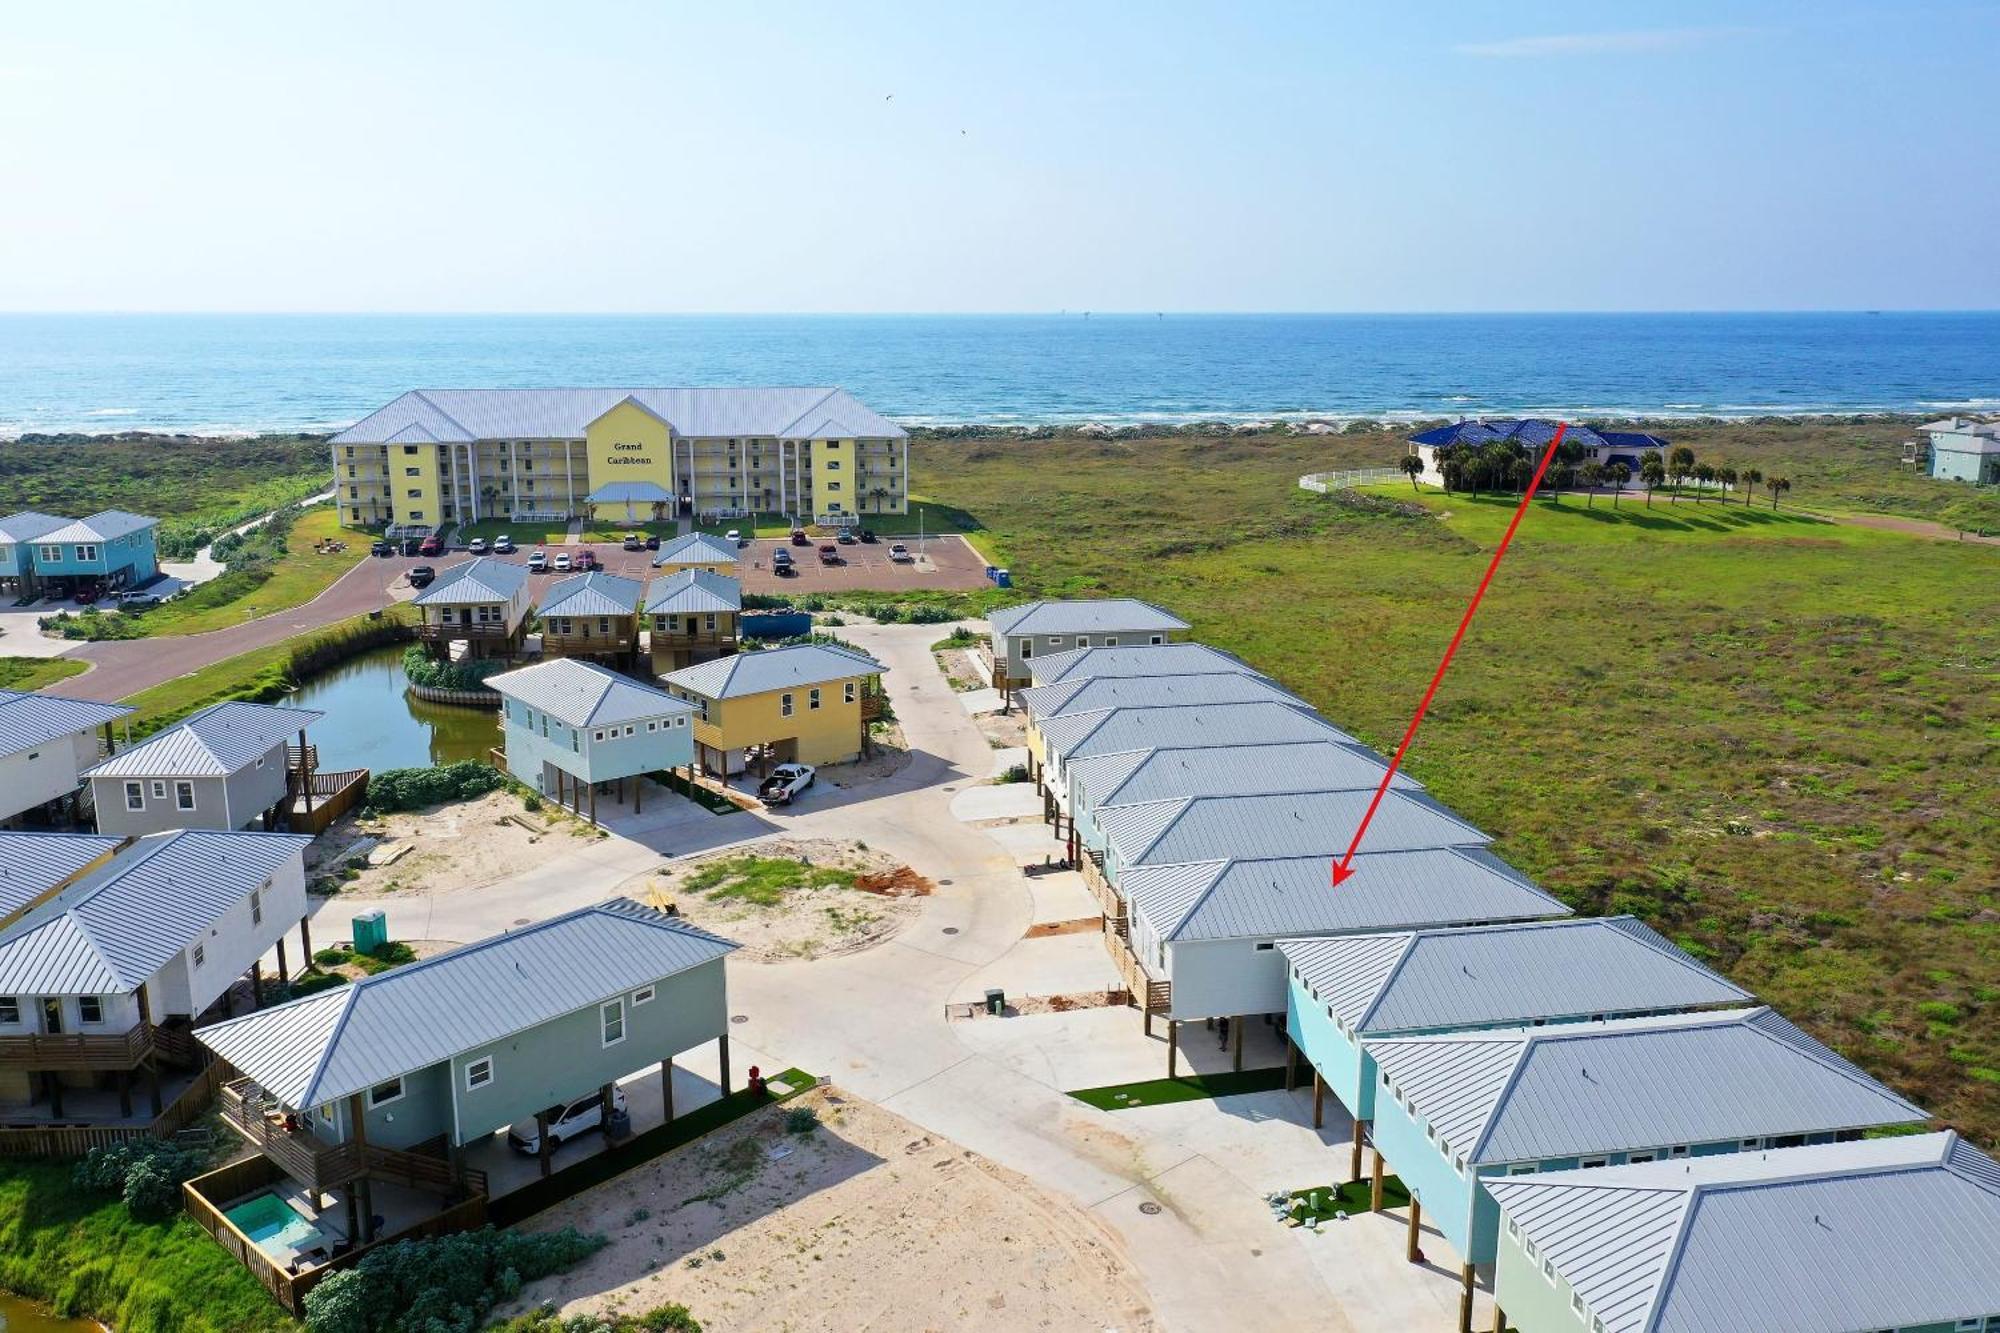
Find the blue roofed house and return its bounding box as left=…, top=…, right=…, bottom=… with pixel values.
left=486, top=658, right=696, bottom=821
left=1362, top=1006, right=1929, bottom=1322
left=1487, top=1132, right=2000, bottom=1333
left=1407, top=420, right=1671, bottom=491
left=0, top=512, right=69, bottom=599
left=412, top=557, right=533, bottom=660
left=191, top=900, right=737, bottom=1284
left=85, top=701, right=324, bottom=836
left=1277, top=917, right=1754, bottom=1184
left=0, top=688, right=135, bottom=827
left=14, top=511, right=161, bottom=598
left=535, top=570, right=644, bottom=670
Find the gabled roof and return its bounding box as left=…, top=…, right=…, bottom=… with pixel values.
left=0, top=511, right=68, bottom=544
left=1277, top=916, right=1751, bottom=1035
left=412, top=556, right=530, bottom=605
left=1367, top=1007, right=1927, bottom=1166
left=663, top=642, right=882, bottom=700
left=1098, top=789, right=1488, bottom=869
left=585, top=480, right=676, bottom=504
left=486, top=658, right=694, bottom=730
left=988, top=599, right=1190, bottom=637
left=328, top=388, right=904, bottom=447
left=85, top=701, right=322, bottom=778
left=0, top=830, right=308, bottom=995
left=1409, top=419, right=1617, bottom=451
left=381, top=422, right=441, bottom=445
left=37, top=510, right=160, bottom=544
left=650, top=532, right=742, bottom=568
left=1487, top=1132, right=2000, bottom=1333
left=0, top=688, right=134, bottom=760
left=1122, top=846, right=1570, bottom=944
left=1026, top=641, right=1269, bottom=687
left=643, top=569, right=741, bottom=616
left=1069, top=740, right=1419, bottom=810
left=1017, top=672, right=1307, bottom=723
left=537, top=570, right=643, bottom=619
left=195, top=898, right=737, bottom=1108
left=1040, top=700, right=1358, bottom=761
left=0, top=831, right=123, bottom=920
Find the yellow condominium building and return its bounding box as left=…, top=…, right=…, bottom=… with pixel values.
left=662, top=642, right=885, bottom=777
left=328, top=387, right=909, bottom=533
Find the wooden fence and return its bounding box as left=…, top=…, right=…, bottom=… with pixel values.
left=0, top=1061, right=221, bottom=1158
left=291, top=768, right=369, bottom=834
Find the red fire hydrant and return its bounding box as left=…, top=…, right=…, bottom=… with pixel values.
left=748, top=1065, right=766, bottom=1096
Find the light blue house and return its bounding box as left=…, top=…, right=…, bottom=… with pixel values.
left=486, top=657, right=696, bottom=821
left=1278, top=917, right=1754, bottom=1177
left=1917, top=416, right=2000, bottom=484
left=1487, top=1132, right=2000, bottom=1333
left=4, top=510, right=159, bottom=597
left=0, top=512, right=68, bottom=599
left=1364, top=1006, right=1929, bottom=1284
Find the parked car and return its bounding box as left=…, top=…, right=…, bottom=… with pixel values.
left=407, top=565, right=437, bottom=588
left=888, top=543, right=913, bottom=562
left=724, top=528, right=742, bottom=545
left=369, top=539, right=392, bottom=557
left=507, top=1087, right=630, bottom=1157
left=467, top=537, right=487, bottom=555
left=858, top=529, right=878, bottom=544
left=770, top=548, right=794, bottom=568
left=576, top=549, right=599, bottom=571
left=527, top=548, right=548, bottom=573
left=774, top=562, right=798, bottom=577
left=758, top=763, right=816, bottom=806
left=644, top=534, right=660, bottom=550
left=817, top=543, right=840, bottom=565
left=115, top=588, right=160, bottom=609
left=789, top=529, right=811, bottom=546
left=552, top=551, right=573, bottom=572
left=836, top=530, right=858, bottom=546
left=418, top=536, right=444, bottom=557
left=621, top=532, right=644, bottom=551
left=71, top=586, right=101, bottom=605
left=401, top=536, right=423, bottom=556
left=493, top=534, right=516, bottom=554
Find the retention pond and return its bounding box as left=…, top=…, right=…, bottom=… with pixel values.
left=285, top=644, right=498, bottom=773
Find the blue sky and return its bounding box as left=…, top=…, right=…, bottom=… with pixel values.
left=1, top=2, right=1994, bottom=312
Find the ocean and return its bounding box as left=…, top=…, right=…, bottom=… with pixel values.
left=0, top=312, right=1995, bottom=438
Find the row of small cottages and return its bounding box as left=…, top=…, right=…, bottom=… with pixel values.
left=986, top=600, right=2000, bottom=1333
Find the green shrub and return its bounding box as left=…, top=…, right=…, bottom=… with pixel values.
left=996, top=764, right=1029, bottom=784
left=491, top=1306, right=702, bottom=1333
left=400, top=644, right=505, bottom=692
left=364, top=761, right=505, bottom=813
left=282, top=969, right=350, bottom=999
left=302, top=1225, right=606, bottom=1333
left=784, top=1106, right=819, bottom=1135
left=75, top=1140, right=210, bottom=1222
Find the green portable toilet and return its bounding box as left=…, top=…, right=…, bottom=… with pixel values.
left=352, top=909, right=388, bottom=954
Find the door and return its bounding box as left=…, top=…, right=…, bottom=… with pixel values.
left=40, top=998, right=62, bottom=1034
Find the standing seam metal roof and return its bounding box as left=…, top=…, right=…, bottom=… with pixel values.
left=84, top=701, right=322, bottom=778
left=193, top=898, right=737, bottom=1107
left=37, top=510, right=160, bottom=543
left=1041, top=701, right=1359, bottom=760
left=412, top=557, right=530, bottom=605
left=1017, top=672, right=1307, bottom=723
left=1099, top=789, right=1489, bottom=868
left=643, top=569, right=742, bottom=616
left=1025, top=641, right=1269, bottom=687
left=988, top=599, right=1191, bottom=637
left=0, top=689, right=134, bottom=760
left=650, top=532, right=744, bottom=568
left=486, top=658, right=694, bottom=730
left=0, top=831, right=123, bottom=919
left=1072, top=741, right=1419, bottom=811
left=329, top=387, right=905, bottom=446
left=536, top=570, right=644, bottom=619
left=0, top=511, right=69, bottom=544
left=662, top=642, right=883, bottom=699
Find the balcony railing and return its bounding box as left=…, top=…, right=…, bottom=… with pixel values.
left=218, top=1077, right=485, bottom=1199
left=417, top=620, right=516, bottom=641
left=0, top=1024, right=155, bottom=1071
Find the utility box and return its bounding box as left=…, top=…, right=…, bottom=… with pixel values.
left=351, top=909, right=388, bottom=955
left=994, top=568, right=1012, bottom=588
left=985, top=987, right=1006, bottom=1016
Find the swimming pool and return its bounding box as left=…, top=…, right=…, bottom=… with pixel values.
left=224, top=1191, right=325, bottom=1261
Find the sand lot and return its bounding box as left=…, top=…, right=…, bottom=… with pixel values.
left=307, top=790, right=602, bottom=898
left=508, top=1088, right=1157, bottom=1333
left=619, top=839, right=926, bottom=963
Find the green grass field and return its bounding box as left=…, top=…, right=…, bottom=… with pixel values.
left=915, top=426, right=2000, bottom=1147
left=0, top=657, right=88, bottom=690
left=138, top=507, right=365, bottom=636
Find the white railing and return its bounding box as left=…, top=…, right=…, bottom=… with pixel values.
left=1299, top=466, right=1406, bottom=493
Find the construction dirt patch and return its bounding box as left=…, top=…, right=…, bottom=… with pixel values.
left=820, top=719, right=913, bottom=789
left=305, top=790, right=602, bottom=899
left=506, top=1087, right=1158, bottom=1333
left=618, top=838, right=929, bottom=963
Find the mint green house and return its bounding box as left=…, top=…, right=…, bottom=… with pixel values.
left=486, top=657, right=696, bottom=820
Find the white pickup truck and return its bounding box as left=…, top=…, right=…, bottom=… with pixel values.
left=758, top=762, right=816, bottom=806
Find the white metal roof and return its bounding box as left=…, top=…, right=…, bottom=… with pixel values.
left=486, top=658, right=694, bottom=730
left=1026, top=641, right=1269, bottom=687
left=0, top=830, right=308, bottom=995
left=1070, top=740, right=1418, bottom=811
left=1487, top=1132, right=2000, bottom=1333
left=536, top=570, right=643, bottom=619
left=650, top=532, right=743, bottom=568
left=643, top=569, right=741, bottom=616
left=0, top=688, right=134, bottom=760
left=36, top=510, right=159, bottom=544
left=1040, top=700, right=1358, bottom=760
left=330, top=387, right=905, bottom=445
left=0, top=831, right=122, bottom=920
left=1367, top=1007, right=1927, bottom=1166
left=1277, top=917, right=1752, bottom=1034
left=988, top=599, right=1190, bottom=637
left=1122, top=847, right=1571, bottom=944
left=412, top=556, right=530, bottom=606
left=663, top=642, right=882, bottom=700
left=195, top=898, right=737, bottom=1108
left=586, top=481, right=675, bottom=503
left=1099, top=788, right=1488, bottom=869
left=0, top=511, right=68, bottom=544
left=85, top=701, right=322, bottom=778
left=1017, top=672, right=1307, bottom=723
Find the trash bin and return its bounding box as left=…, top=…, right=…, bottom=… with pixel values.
left=351, top=909, right=388, bottom=954
left=995, top=568, right=1012, bottom=589
left=606, top=1107, right=632, bottom=1139
left=985, top=988, right=1006, bottom=1016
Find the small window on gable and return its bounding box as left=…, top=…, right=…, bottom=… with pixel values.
left=1047, top=636, right=1064, bottom=647
left=624, top=724, right=635, bottom=737
left=594, top=730, right=606, bottom=742
left=0, top=997, right=17, bottom=1024
left=632, top=985, right=655, bottom=1006
left=192, top=943, right=206, bottom=968
left=369, top=1076, right=404, bottom=1108
left=250, top=887, right=263, bottom=925
left=151, top=780, right=165, bottom=799
left=646, top=720, right=658, bottom=732
left=844, top=681, right=856, bottom=704
left=1104, top=637, right=1118, bottom=646
left=465, top=1056, right=494, bottom=1091
left=1150, top=634, right=1164, bottom=645
left=809, top=687, right=821, bottom=711
left=79, top=996, right=103, bottom=1024
left=1254, top=941, right=1274, bottom=951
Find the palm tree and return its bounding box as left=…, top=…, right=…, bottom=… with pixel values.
left=1718, top=465, right=1739, bottom=504
left=1741, top=466, right=1763, bottom=506
left=1579, top=459, right=1604, bottom=507
left=1692, top=462, right=1717, bottom=502
left=1640, top=451, right=1666, bottom=508
left=1398, top=453, right=1425, bottom=492
left=1606, top=461, right=1631, bottom=507
left=1668, top=446, right=1696, bottom=499
left=1766, top=475, right=1792, bottom=509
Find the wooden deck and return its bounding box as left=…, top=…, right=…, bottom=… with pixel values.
left=0, top=1023, right=154, bottom=1072
left=218, top=1077, right=486, bottom=1198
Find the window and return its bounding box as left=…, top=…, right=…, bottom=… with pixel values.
left=809, top=687, right=821, bottom=711
left=250, top=888, right=263, bottom=925
left=465, top=1056, right=494, bottom=1091
left=125, top=781, right=144, bottom=810
left=601, top=998, right=626, bottom=1047
left=1104, top=637, right=1118, bottom=646
left=844, top=681, right=857, bottom=704
left=1150, top=634, right=1164, bottom=645
left=368, top=1077, right=404, bottom=1108
left=1254, top=941, right=1274, bottom=951
left=674, top=715, right=685, bottom=727
left=175, top=781, right=195, bottom=811
left=0, top=997, right=15, bottom=1024
left=632, top=985, right=655, bottom=1006
left=402, top=444, right=418, bottom=455
left=1628, top=1151, right=1656, bottom=1164
left=1523, top=1238, right=1537, bottom=1259
left=1505, top=1219, right=1518, bottom=1238
left=38, top=544, right=60, bottom=563
left=1508, top=1163, right=1536, bottom=1175
left=192, top=943, right=206, bottom=967
left=1571, top=1294, right=1585, bottom=1314
left=405, top=466, right=421, bottom=477
left=1580, top=1157, right=1608, bottom=1169
left=1543, top=1258, right=1556, bottom=1282
left=75, top=544, right=99, bottom=562
left=407, top=488, right=423, bottom=499
left=704, top=613, right=717, bottom=631
left=623, top=724, right=635, bottom=736
left=151, top=780, right=165, bottom=799
left=1076, top=637, right=1090, bottom=649
left=826, top=481, right=841, bottom=492
left=79, top=996, right=103, bottom=1024
left=594, top=730, right=606, bottom=743
left=1047, top=636, right=1065, bottom=647
left=1740, top=1138, right=1763, bottom=1150
left=781, top=692, right=794, bottom=717
left=826, top=459, right=841, bottom=470
left=646, top=720, right=658, bottom=732
left=1669, top=1145, right=1690, bottom=1158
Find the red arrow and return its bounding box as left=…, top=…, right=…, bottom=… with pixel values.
left=1331, top=422, right=1568, bottom=888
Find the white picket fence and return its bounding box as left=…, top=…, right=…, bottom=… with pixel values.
left=1298, top=466, right=1405, bottom=493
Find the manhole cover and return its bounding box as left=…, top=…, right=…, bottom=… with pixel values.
left=1138, top=1202, right=1162, bottom=1216
left=512, top=918, right=530, bottom=926
left=729, top=1014, right=749, bottom=1024
left=941, top=926, right=960, bottom=935
left=938, top=878, right=954, bottom=886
